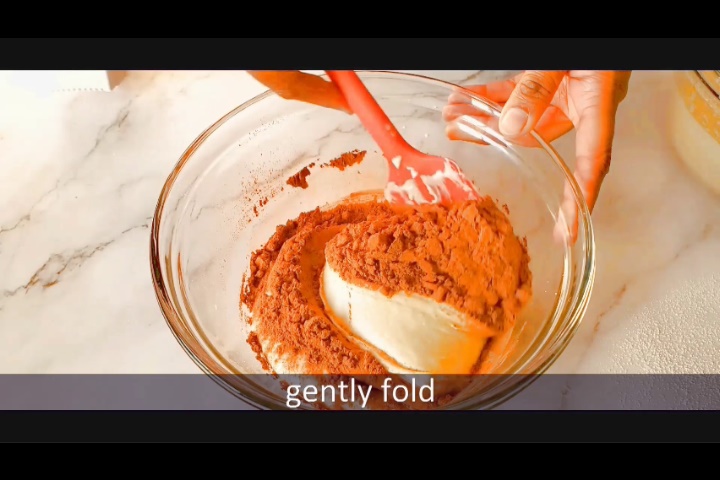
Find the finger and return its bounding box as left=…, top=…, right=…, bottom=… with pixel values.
left=442, top=103, right=488, bottom=122
left=555, top=72, right=632, bottom=243
left=444, top=104, right=574, bottom=146
left=572, top=72, right=631, bottom=212
left=499, top=71, right=566, bottom=137
left=446, top=81, right=516, bottom=115
left=532, top=108, right=575, bottom=143
left=445, top=103, right=573, bottom=139
left=445, top=122, right=489, bottom=145
left=554, top=180, right=579, bottom=245
left=247, top=71, right=351, bottom=113
left=553, top=104, right=614, bottom=244
left=457, top=81, right=518, bottom=104
left=573, top=98, right=624, bottom=213
left=443, top=103, right=496, bottom=147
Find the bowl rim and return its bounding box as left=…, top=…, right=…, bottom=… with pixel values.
left=149, top=70, right=596, bottom=410
left=689, top=71, right=720, bottom=110
left=695, top=70, right=720, bottom=101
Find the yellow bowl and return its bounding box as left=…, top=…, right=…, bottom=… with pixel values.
left=670, top=71, right=720, bottom=195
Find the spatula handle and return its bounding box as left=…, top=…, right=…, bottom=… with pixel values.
left=326, top=70, right=412, bottom=160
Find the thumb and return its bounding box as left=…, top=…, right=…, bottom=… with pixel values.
left=499, top=71, right=566, bottom=137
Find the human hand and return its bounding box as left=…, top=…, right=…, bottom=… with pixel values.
left=247, top=71, right=351, bottom=114
left=444, top=70, right=632, bottom=238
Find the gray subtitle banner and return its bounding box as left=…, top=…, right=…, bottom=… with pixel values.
left=1, top=374, right=718, bottom=410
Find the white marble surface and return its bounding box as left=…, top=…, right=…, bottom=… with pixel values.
left=0, top=70, right=719, bottom=379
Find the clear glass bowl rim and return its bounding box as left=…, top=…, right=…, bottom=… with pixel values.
left=149, top=70, right=596, bottom=410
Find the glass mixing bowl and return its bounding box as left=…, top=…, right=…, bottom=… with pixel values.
left=150, top=71, right=595, bottom=410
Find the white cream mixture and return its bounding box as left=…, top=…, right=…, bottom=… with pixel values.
left=321, top=262, right=492, bottom=374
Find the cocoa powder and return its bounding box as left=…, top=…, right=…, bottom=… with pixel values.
left=286, top=166, right=311, bottom=189
left=324, top=198, right=532, bottom=333
left=284, top=151, right=367, bottom=190
left=241, top=195, right=531, bottom=373
left=241, top=201, right=401, bottom=376
left=240, top=195, right=533, bottom=409
left=321, top=149, right=366, bottom=171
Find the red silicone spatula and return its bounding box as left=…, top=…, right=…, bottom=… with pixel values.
left=326, top=70, right=480, bottom=206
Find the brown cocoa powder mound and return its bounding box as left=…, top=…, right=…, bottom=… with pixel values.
left=324, top=197, right=532, bottom=333
left=241, top=201, right=407, bottom=376
left=239, top=196, right=532, bottom=409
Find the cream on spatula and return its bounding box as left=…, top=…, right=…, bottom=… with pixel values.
left=326, top=70, right=480, bottom=206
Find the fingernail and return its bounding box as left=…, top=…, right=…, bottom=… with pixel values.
left=499, top=107, right=528, bottom=136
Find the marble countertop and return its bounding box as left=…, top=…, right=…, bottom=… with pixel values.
left=1, top=70, right=719, bottom=380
